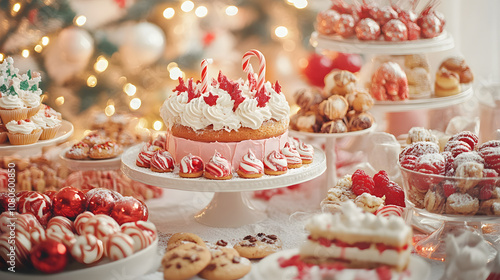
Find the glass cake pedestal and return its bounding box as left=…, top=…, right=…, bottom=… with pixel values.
left=121, top=144, right=326, bottom=228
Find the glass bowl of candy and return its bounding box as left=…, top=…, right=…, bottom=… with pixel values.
left=398, top=132, right=500, bottom=261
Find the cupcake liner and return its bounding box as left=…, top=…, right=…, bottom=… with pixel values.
left=7, top=129, right=42, bottom=145
left=39, top=124, right=61, bottom=140
left=0, top=132, right=7, bottom=144
left=0, top=108, right=29, bottom=123
left=26, top=105, right=41, bottom=118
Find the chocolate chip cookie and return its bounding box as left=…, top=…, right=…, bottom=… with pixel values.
left=161, top=243, right=211, bottom=280
left=233, top=233, right=282, bottom=259
left=198, top=247, right=251, bottom=280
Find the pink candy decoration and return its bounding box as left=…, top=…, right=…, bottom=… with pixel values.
left=242, top=49, right=266, bottom=91
left=70, top=234, right=104, bottom=264
left=200, top=58, right=212, bottom=93
left=104, top=232, right=135, bottom=261
left=375, top=205, right=404, bottom=217
left=74, top=211, right=95, bottom=235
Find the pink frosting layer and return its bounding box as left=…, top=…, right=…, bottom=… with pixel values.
left=166, top=131, right=289, bottom=170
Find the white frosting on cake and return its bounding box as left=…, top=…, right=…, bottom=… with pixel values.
left=160, top=77, right=289, bottom=132
left=305, top=201, right=411, bottom=247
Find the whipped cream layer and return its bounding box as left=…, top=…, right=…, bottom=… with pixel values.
left=305, top=202, right=412, bottom=247
left=166, top=130, right=288, bottom=169
left=160, top=73, right=290, bottom=132
left=300, top=239, right=411, bottom=271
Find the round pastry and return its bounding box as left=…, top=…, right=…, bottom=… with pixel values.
left=82, top=132, right=110, bottom=146
left=435, top=67, right=461, bottom=97
left=70, top=234, right=104, bottom=264
left=406, top=127, right=438, bottom=145
left=355, top=18, right=381, bottom=40
left=66, top=141, right=90, bottom=160
left=179, top=153, right=204, bottom=178
left=439, top=57, right=474, bottom=84
left=348, top=112, right=374, bottom=131
left=281, top=142, right=302, bottom=169
left=350, top=90, right=374, bottom=112
left=89, top=141, right=122, bottom=159
left=104, top=232, right=135, bottom=260
left=237, top=149, right=264, bottom=179
left=405, top=54, right=430, bottom=71
left=263, top=150, right=288, bottom=176
left=333, top=14, right=356, bottom=38
left=324, top=70, right=357, bottom=97
left=167, top=232, right=207, bottom=251
left=316, top=9, right=340, bottom=35
left=321, top=119, right=347, bottom=133
left=295, top=111, right=322, bottom=133
left=233, top=233, right=282, bottom=259
left=370, top=62, right=409, bottom=101
left=406, top=67, right=432, bottom=99
left=198, top=247, right=252, bottom=280
left=382, top=19, right=408, bottom=41
left=445, top=193, right=479, bottom=215
left=319, top=95, right=349, bottom=121
left=150, top=150, right=175, bottom=173
left=295, top=140, right=314, bottom=164
left=161, top=243, right=211, bottom=280
left=204, top=151, right=232, bottom=180
left=293, top=88, right=324, bottom=111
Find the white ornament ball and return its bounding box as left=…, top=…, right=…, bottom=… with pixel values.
left=119, top=22, right=166, bottom=70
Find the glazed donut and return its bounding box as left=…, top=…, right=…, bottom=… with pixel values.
left=439, top=57, right=474, bottom=84
left=435, top=68, right=461, bottom=97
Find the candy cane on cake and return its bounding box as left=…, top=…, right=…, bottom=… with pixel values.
left=242, top=49, right=266, bottom=91
left=200, top=58, right=213, bottom=93
left=375, top=205, right=404, bottom=217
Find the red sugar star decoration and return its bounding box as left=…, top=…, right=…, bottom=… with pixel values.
left=203, top=92, right=219, bottom=106
left=217, top=71, right=245, bottom=111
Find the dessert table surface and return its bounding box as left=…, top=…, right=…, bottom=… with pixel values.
left=137, top=182, right=446, bottom=280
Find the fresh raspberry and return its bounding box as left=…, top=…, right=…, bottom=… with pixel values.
left=444, top=140, right=472, bottom=158
left=400, top=155, right=418, bottom=170
left=448, top=131, right=479, bottom=150
left=479, top=185, right=494, bottom=200
left=399, top=142, right=439, bottom=162
left=384, top=181, right=405, bottom=207
left=442, top=181, right=457, bottom=197
left=373, top=170, right=390, bottom=198
left=453, top=151, right=485, bottom=170
left=415, top=153, right=446, bottom=175
left=351, top=169, right=375, bottom=196
left=478, top=147, right=500, bottom=173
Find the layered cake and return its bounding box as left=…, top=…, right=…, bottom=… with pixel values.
left=300, top=201, right=412, bottom=271
left=160, top=50, right=290, bottom=168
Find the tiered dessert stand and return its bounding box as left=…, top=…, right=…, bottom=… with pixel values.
left=0, top=120, right=74, bottom=156
left=121, top=143, right=327, bottom=228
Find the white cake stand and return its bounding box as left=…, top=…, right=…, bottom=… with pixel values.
left=288, top=125, right=376, bottom=197
left=0, top=120, right=74, bottom=156
left=59, top=147, right=122, bottom=171
left=121, top=144, right=326, bottom=228
left=310, top=31, right=454, bottom=55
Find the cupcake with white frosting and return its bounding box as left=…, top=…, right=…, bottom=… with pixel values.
left=31, top=110, right=62, bottom=140
left=5, top=119, right=42, bottom=145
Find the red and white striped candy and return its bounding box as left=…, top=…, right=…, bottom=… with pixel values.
left=242, top=49, right=266, bottom=91
left=17, top=191, right=52, bottom=226
left=47, top=216, right=75, bottom=234
left=74, top=211, right=95, bottom=235
left=17, top=213, right=42, bottom=236
left=0, top=231, right=31, bottom=267
left=46, top=227, right=76, bottom=248
left=104, top=232, right=135, bottom=261
left=120, top=221, right=157, bottom=251
left=81, top=214, right=120, bottom=240
left=0, top=211, right=17, bottom=233
left=200, top=58, right=213, bottom=93
left=29, top=226, right=46, bottom=245
left=71, top=234, right=104, bottom=264
left=375, top=205, right=404, bottom=217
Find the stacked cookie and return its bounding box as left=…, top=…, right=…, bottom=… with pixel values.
left=434, top=57, right=474, bottom=97
left=66, top=132, right=122, bottom=160
left=290, top=70, right=375, bottom=133
left=162, top=232, right=282, bottom=280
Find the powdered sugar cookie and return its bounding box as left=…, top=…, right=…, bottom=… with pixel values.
left=445, top=193, right=479, bottom=215
left=233, top=233, right=282, bottom=259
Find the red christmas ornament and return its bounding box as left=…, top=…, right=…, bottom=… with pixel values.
left=110, top=197, right=148, bottom=225
left=0, top=192, right=9, bottom=213
left=85, top=188, right=120, bottom=215
left=302, top=52, right=362, bottom=88
left=52, top=187, right=87, bottom=220
left=30, top=239, right=68, bottom=274
left=17, top=191, right=52, bottom=226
